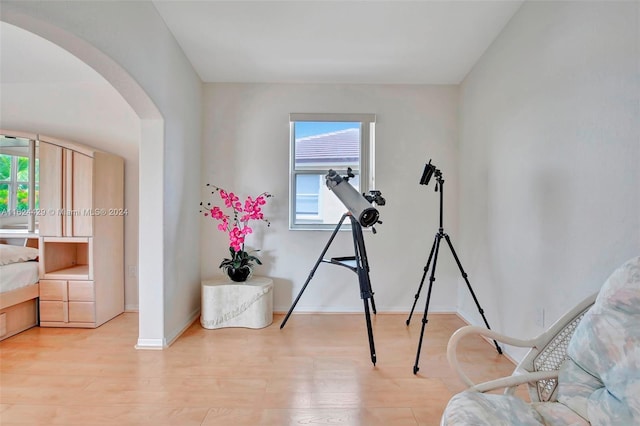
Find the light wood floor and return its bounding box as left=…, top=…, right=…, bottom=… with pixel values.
left=0, top=312, right=518, bottom=425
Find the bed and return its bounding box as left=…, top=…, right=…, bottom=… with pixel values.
left=0, top=239, right=40, bottom=341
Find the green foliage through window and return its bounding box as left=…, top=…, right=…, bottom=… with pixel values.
left=0, top=154, right=39, bottom=213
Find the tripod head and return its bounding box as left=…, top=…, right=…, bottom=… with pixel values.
left=419, top=159, right=447, bottom=230
left=420, top=159, right=444, bottom=191
left=364, top=190, right=386, bottom=206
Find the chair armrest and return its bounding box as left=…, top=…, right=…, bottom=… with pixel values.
left=471, top=370, right=559, bottom=394
left=447, top=326, right=540, bottom=388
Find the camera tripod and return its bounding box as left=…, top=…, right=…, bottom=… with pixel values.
left=407, top=166, right=502, bottom=375
left=280, top=212, right=378, bottom=365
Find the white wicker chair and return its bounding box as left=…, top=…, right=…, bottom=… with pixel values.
left=446, top=293, right=596, bottom=403
left=441, top=255, right=640, bottom=426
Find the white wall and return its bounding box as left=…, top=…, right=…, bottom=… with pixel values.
left=202, top=83, right=461, bottom=314
left=459, top=1, right=640, bottom=360
left=1, top=1, right=203, bottom=348
left=0, top=21, right=141, bottom=311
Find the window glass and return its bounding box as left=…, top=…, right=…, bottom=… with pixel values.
left=0, top=136, right=38, bottom=230
left=0, top=154, right=10, bottom=180
left=0, top=183, right=8, bottom=213
left=295, top=174, right=321, bottom=216
left=294, top=121, right=360, bottom=170
left=17, top=157, right=29, bottom=181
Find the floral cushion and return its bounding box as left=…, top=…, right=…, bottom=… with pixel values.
left=440, top=392, right=590, bottom=426
left=532, top=401, right=590, bottom=426
left=441, top=392, right=545, bottom=426
left=442, top=255, right=640, bottom=426
left=441, top=393, right=592, bottom=426
left=558, top=255, right=640, bottom=425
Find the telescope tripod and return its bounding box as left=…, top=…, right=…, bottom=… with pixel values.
left=280, top=213, right=378, bottom=365
left=407, top=172, right=502, bottom=375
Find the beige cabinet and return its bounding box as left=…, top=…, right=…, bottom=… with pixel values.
left=38, top=137, right=124, bottom=328
left=39, top=279, right=96, bottom=325
left=39, top=142, right=93, bottom=237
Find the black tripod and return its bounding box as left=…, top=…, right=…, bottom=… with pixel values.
left=280, top=212, right=378, bottom=365
left=407, top=166, right=502, bottom=374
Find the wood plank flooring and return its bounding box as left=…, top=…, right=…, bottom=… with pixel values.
left=0, top=312, right=519, bottom=425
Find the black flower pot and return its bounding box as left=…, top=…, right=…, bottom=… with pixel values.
left=226, top=266, right=252, bottom=282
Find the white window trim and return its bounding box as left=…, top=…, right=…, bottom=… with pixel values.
left=289, top=113, right=376, bottom=231
left=0, top=136, right=38, bottom=231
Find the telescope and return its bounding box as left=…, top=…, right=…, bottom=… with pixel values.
left=325, top=168, right=385, bottom=228
left=282, top=168, right=385, bottom=365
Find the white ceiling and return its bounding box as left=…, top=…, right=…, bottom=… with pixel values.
left=153, top=0, right=523, bottom=84
left=0, top=1, right=523, bottom=86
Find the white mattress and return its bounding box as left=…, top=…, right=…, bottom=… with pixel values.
left=0, top=261, right=39, bottom=293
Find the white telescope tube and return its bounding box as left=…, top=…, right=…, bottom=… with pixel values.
left=325, top=170, right=379, bottom=227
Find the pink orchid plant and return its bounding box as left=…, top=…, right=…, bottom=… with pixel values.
left=201, top=185, right=272, bottom=276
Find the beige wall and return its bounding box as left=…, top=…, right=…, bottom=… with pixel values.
left=459, top=1, right=640, bottom=360
left=202, top=83, right=461, bottom=313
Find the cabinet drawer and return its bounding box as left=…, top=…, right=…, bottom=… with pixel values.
left=68, top=302, right=95, bottom=323
left=68, top=281, right=94, bottom=302
left=40, top=280, right=68, bottom=301
left=40, top=301, right=68, bottom=322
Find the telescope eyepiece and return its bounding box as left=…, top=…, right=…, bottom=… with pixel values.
left=359, top=208, right=380, bottom=228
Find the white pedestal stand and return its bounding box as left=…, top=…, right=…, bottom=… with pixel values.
left=201, top=276, right=273, bottom=329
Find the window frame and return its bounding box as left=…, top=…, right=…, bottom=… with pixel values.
left=0, top=135, right=38, bottom=232
left=289, top=113, right=376, bottom=231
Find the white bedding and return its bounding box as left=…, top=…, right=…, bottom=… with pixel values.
left=0, top=261, right=39, bottom=293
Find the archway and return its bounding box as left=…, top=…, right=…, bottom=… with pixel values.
left=0, top=10, right=166, bottom=348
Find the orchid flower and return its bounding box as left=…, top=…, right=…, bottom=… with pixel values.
left=200, top=185, right=272, bottom=273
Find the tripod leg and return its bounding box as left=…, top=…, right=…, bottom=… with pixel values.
left=369, top=295, right=377, bottom=315
left=280, top=215, right=347, bottom=329
left=352, top=219, right=377, bottom=315
left=413, top=234, right=442, bottom=374
left=363, top=298, right=377, bottom=365
left=280, top=268, right=315, bottom=329
left=443, top=234, right=502, bottom=355
left=406, top=234, right=438, bottom=326
left=350, top=217, right=377, bottom=365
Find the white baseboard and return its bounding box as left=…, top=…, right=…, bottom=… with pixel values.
left=135, top=338, right=164, bottom=350
left=273, top=304, right=456, bottom=314
left=456, top=308, right=521, bottom=365
left=133, top=307, right=199, bottom=350
left=456, top=308, right=477, bottom=326
left=165, top=307, right=200, bottom=347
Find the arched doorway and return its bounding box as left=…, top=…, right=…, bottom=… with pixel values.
left=0, top=11, right=166, bottom=348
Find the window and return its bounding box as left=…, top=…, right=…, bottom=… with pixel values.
left=290, top=113, right=375, bottom=230
left=0, top=135, right=39, bottom=231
